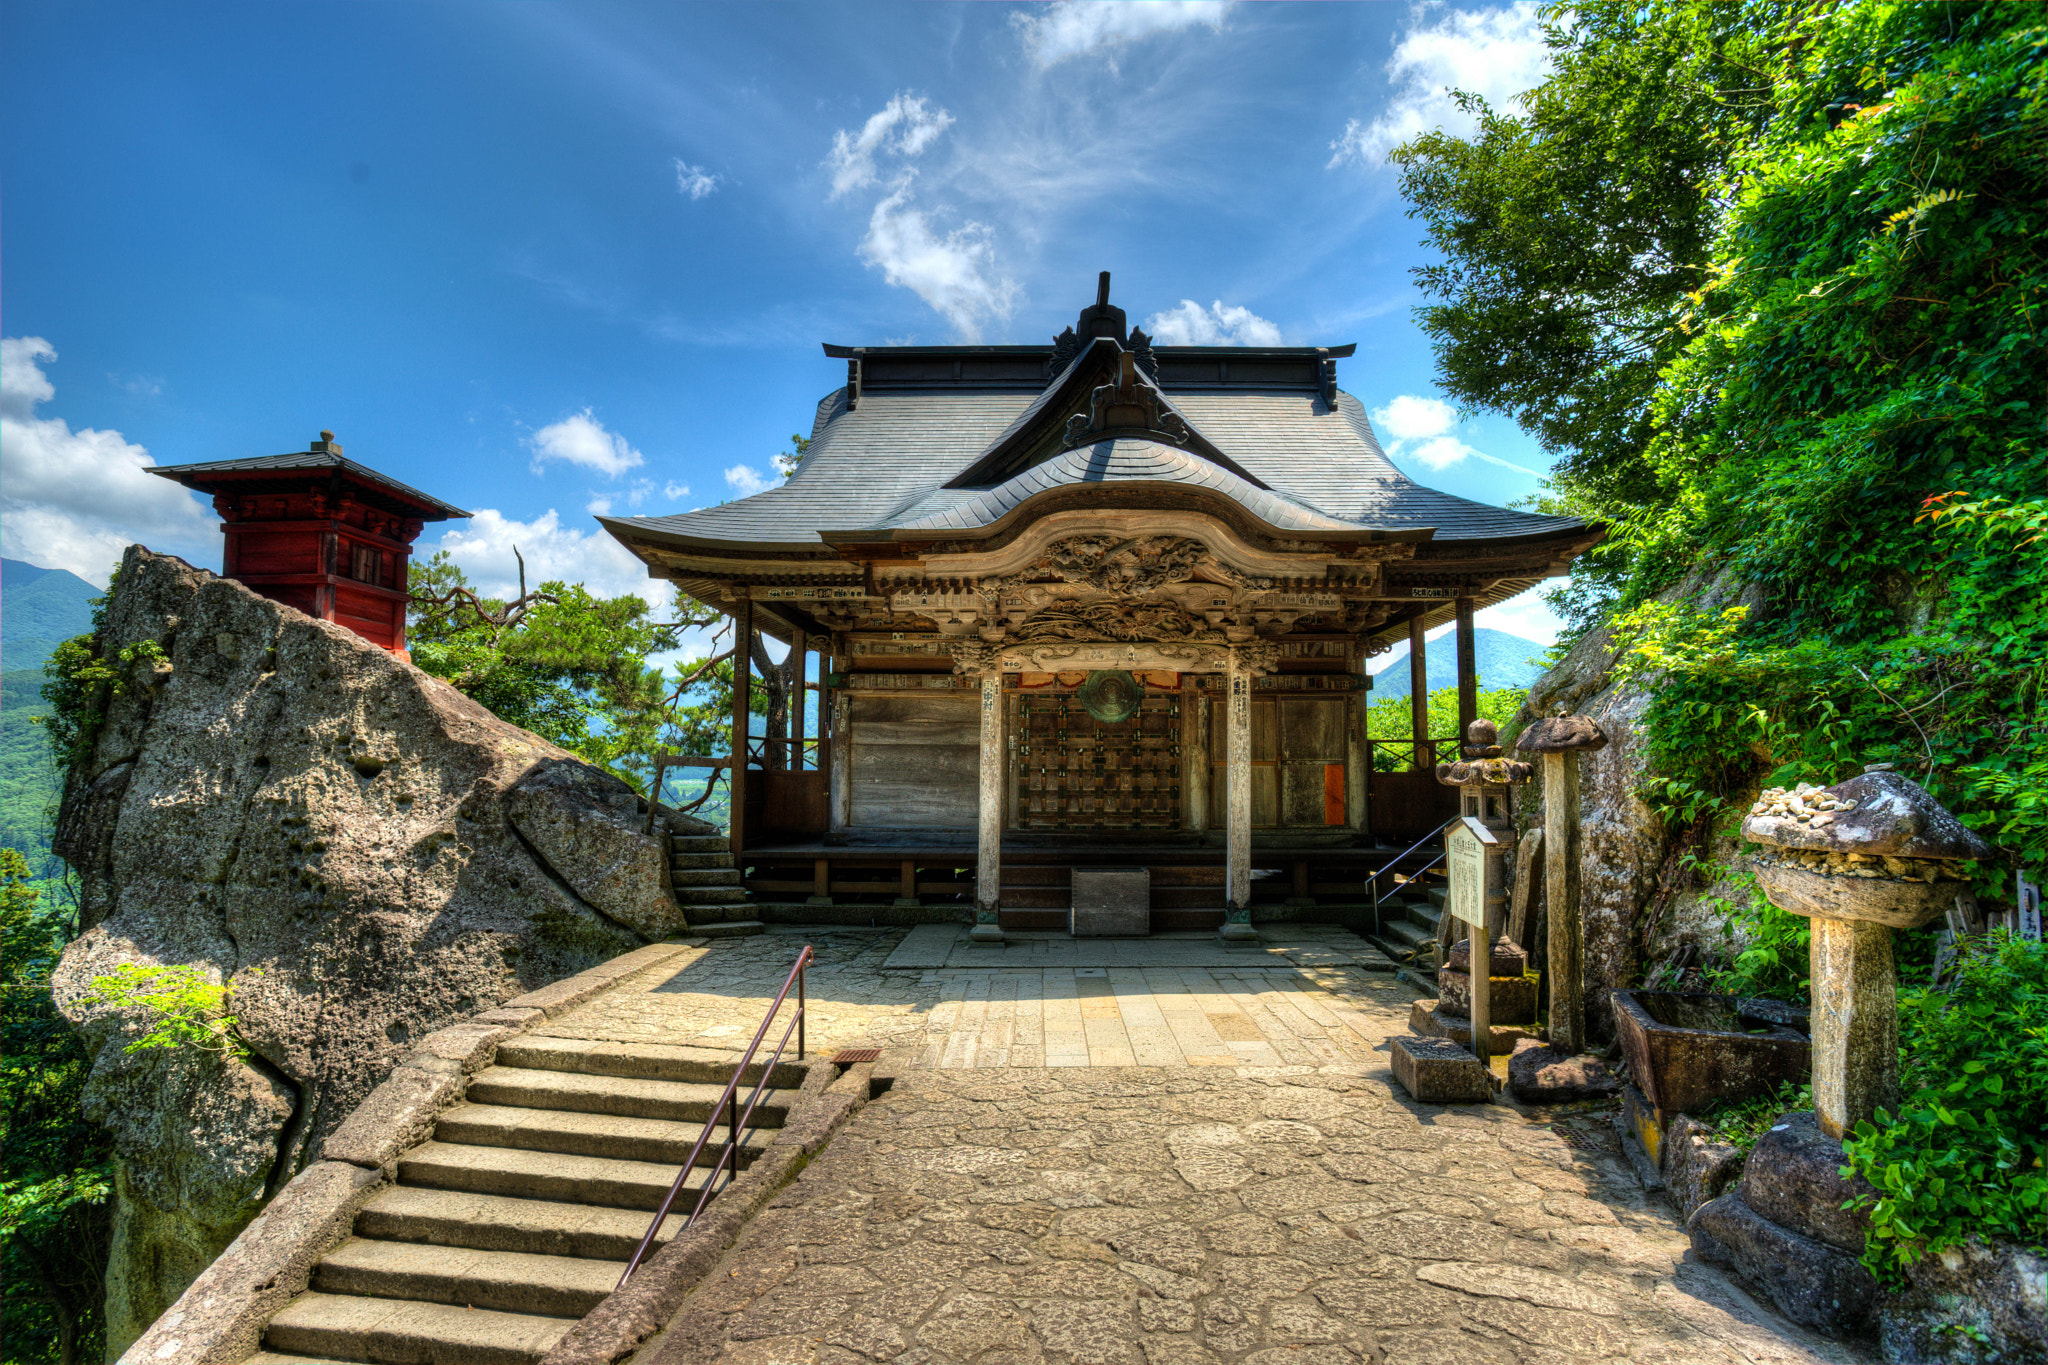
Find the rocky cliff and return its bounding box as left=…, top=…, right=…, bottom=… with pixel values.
left=1514, top=574, right=1767, bottom=1038
left=48, top=547, right=693, bottom=1356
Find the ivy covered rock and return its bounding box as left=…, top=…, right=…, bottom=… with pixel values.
left=47, top=547, right=690, bottom=1354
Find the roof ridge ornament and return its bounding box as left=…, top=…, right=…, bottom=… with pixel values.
left=1062, top=350, right=1191, bottom=449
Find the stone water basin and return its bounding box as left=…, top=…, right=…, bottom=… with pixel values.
left=1613, top=989, right=1810, bottom=1119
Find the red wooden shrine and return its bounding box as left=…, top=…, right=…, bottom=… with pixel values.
left=150, top=432, right=469, bottom=657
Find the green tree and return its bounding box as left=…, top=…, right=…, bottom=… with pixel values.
left=406, top=553, right=757, bottom=798
left=1391, top=0, right=1793, bottom=530
left=0, top=848, right=111, bottom=1365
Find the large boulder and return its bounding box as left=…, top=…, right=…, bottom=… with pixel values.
left=49, top=547, right=691, bottom=1354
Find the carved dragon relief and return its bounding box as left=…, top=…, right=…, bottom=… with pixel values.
left=1006, top=600, right=1224, bottom=645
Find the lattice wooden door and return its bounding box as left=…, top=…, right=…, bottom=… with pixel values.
left=1015, top=693, right=1182, bottom=831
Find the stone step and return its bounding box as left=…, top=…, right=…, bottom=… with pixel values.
left=692, top=917, right=766, bottom=937
left=246, top=1355, right=358, bottom=1365
left=671, top=867, right=742, bottom=887
left=356, top=1184, right=686, bottom=1262
left=1382, top=919, right=1435, bottom=951
left=1427, top=885, right=1449, bottom=909
left=466, top=1065, right=795, bottom=1126
left=671, top=853, right=734, bottom=870
left=675, top=886, right=749, bottom=905
left=495, top=1036, right=806, bottom=1089
left=1404, top=898, right=1443, bottom=929
left=264, top=1291, right=571, bottom=1365
left=671, top=836, right=730, bottom=854
left=313, top=1237, right=623, bottom=1318
left=398, top=1140, right=723, bottom=1211
left=434, top=1103, right=768, bottom=1168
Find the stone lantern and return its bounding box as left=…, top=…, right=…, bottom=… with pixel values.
left=1742, top=765, right=1992, bottom=1138
left=1434, top=720, right=1534, bottom=1060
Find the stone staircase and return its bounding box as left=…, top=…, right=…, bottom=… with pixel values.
left=246, top=1037, right=803, bottom=1365
left=1371, top=875, right=1449, bottom=981
left=669, top=833, right=762, bottom=936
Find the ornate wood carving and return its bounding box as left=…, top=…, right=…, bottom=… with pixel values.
left=1007, top=600, right=1223, bottom=645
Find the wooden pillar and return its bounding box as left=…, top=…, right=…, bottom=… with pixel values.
left=809, top=857, right=831, bottom=908
left=1221, top=653, right=1257, bottom=940
left=1408, top=614, right=1429, bottom=769
left=1185, top=689, right=1210, bottom=833
left=897, top=857, right=919, bottom=908
left=971, top=670, right=1005, bottom=944
left=729, top=596, right=752, bottom=860
left=1455, top=597, right=1478, bottom=740
left=829, top=641, right=850, bottom=832
left=1543, top=750, right=1584, bottom=1053
left=1347, top=645, right=1370, bottom=842
left=790, top=627, right=807, bottom=769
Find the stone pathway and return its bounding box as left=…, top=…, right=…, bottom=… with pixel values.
left=535, top=929, right=1414, bottom=1072
left=884, top=925, right=1396, bottom=972
left=540, top=929, right=1853, bottom=1365
left=639, top=1067, right=1858, bottom=1365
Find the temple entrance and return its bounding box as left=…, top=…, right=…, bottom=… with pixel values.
left=1014, top=691, right=1183, bottom=832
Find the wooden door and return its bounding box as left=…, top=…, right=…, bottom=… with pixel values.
left=1210, top=694, right=1349, bottom=828
left=1014, top=693, right=1182, bottom=832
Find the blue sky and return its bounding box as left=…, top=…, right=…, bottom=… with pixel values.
left=1, top=0, right=1564, bottom=649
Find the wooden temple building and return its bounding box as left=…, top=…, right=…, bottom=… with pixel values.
left=152, top=432, right=470, bottom=659
left=601, top=276, right=1599, bottom=933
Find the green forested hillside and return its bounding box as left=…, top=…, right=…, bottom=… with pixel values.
left=1, top=562, right=98, bottom=894
left=1370, top=627, right=1547, bottom=700
left=3, top=561, right=102, bottom=673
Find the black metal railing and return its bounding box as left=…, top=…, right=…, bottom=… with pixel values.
left=1362, top=815, right=1462, bottom=917
left=617, top=944, right=812, bottom=1285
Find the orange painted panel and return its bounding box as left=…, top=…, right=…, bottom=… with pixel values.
left=1324, top=763, right=1346, bottom=826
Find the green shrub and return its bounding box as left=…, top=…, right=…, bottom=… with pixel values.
left=1702, top=1080, right=1815, bottom=1157
left=1704, top=868, right=1811, bottom=1005
left=1842, top=933, right=2048, bottom=1278
left=83, top=963, right=251, bottom=1060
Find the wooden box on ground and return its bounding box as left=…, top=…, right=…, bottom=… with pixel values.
left=1070, top=867, right=1150, bottom=937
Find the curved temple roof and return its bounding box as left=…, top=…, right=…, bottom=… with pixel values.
left=600, top=314, right=1588, bottom=559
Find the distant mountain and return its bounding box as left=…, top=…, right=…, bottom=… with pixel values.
left=2, top=559, right=101, bottom=885
left=1371, top=627, right=1549, bottom=700
left=3, top=558, right=101, bottom=671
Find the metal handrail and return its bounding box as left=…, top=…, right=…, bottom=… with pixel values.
left=1363, top=814, right=1462, bottom=915
left=617, top=944, right=812, bottom=1285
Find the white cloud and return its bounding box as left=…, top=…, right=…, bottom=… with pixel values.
left=859, top=180, right=1018, bottom=342
left=527, top=408, right=645, bottom=478
left=1329, top=1, right=1550, bottom=168
left=1014, top=0, right=1233, bottom=69
left=672, top=159, right=721, bottom=200
left=1370, top=393, right=1543, bottom=476
left=427, top=507, right=665, bottom=608
left=663, top=481, right=690, bottom=500
left=723, top=465, right=772, bottom=496
left=1371, top=393, right=1459, bottom=441
left=825, top=93, right=955, bottom=200
left=0, top=336, right=217, bottom=586
left=1143, top=299, right=1282, bottom=347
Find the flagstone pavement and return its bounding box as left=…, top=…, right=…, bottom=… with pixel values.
left=540, top=929, right=1859, bottom=1365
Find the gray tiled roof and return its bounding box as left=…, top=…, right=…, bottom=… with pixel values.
left=604, top=378, right=1584, bottom=550
left=881, top=439, right=1354, bottom=532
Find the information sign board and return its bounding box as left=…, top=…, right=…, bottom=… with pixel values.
left=1446, top=822, right=1488, bottom=928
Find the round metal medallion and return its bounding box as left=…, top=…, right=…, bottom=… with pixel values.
left=1077, top=669, right=1142, bottom=724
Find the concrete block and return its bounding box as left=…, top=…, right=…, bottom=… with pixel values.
left=1407, top=1000, right=1539, bottom=1052
left=1390, top=1036, right=1492, bottom=1104
left=1071, top=867, right=1150, bottom=937
left=1437, top=968, right=1540, bottom=1023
